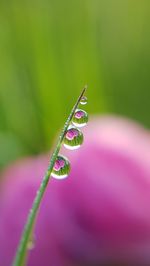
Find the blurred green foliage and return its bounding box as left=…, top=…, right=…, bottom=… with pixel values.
left=0, top=0, right=150, bottom=168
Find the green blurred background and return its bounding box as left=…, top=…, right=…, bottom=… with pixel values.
left=0, top=0, right=150, bottom=169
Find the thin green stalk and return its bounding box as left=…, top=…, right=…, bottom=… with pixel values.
left=13, top=86, right=87, bottom=266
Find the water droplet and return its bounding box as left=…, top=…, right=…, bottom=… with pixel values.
left=72, top=109, right=88, bottom=128
left=80, top=96, right=87, bottom=105
left=27, top=235, right=35, bottom=250
left=51, top=155, right=70, bottom=179
left=63, top=125, right=83, bottom=150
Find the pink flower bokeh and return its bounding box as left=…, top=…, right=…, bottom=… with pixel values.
left=0, top=116, right=150, bottom=266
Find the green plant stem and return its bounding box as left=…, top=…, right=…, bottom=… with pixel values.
left=13, top=86, right=86, bottom=266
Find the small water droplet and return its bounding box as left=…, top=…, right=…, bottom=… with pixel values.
left=80, top=96, right=87, bottom=105
left=72, top=109, right=88, bottom=128
left=51, top=155, right=70, bottom=179
left=27, top=235, right=35, bottom=250
left=63, top=125, right=83, bottom=150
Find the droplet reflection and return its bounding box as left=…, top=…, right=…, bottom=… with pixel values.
left=72, top=109, right=88, bottom=128
left=51, top=155, right=70, bottom=179
left=63, top=125, right=83, bottom=150
left=80, top=96, right=87, bottom=105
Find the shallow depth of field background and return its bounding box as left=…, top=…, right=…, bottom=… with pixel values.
left=0, top=0, right=150, bottom=169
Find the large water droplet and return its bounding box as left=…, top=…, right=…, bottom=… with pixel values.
left=72, top=109, right=88, bottom=128
left=63, top=125, right=83, bottom=150
left=80, top=96, right=87, bottom=105
left=51, top=155, right=70, bottom=179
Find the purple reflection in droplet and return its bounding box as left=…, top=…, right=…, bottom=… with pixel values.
left=75, top=111, right=84, bottom=119
left=54, top=159, right=65, bottom=171
left=66, top=129, right=79, bottom=140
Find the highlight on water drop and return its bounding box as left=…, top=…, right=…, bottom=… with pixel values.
left=27, top=234, right=36, bottom=250
left=72, top=109, right=88, bottom=128
left=63, top=125, right=83, bottom=150
left=51, top=155, right=70, bottom=179
left=80, top=96, right=87, bottom=105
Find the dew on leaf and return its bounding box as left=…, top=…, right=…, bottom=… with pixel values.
left=72, top=109, right=88, bottom=128
left=63, top=125, right=83, bottom=150
left=80, top=96, right=87, bottom=105
left=27, top=235, right=35, bottom=250
left=51, top=155, right=70, bottom=179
